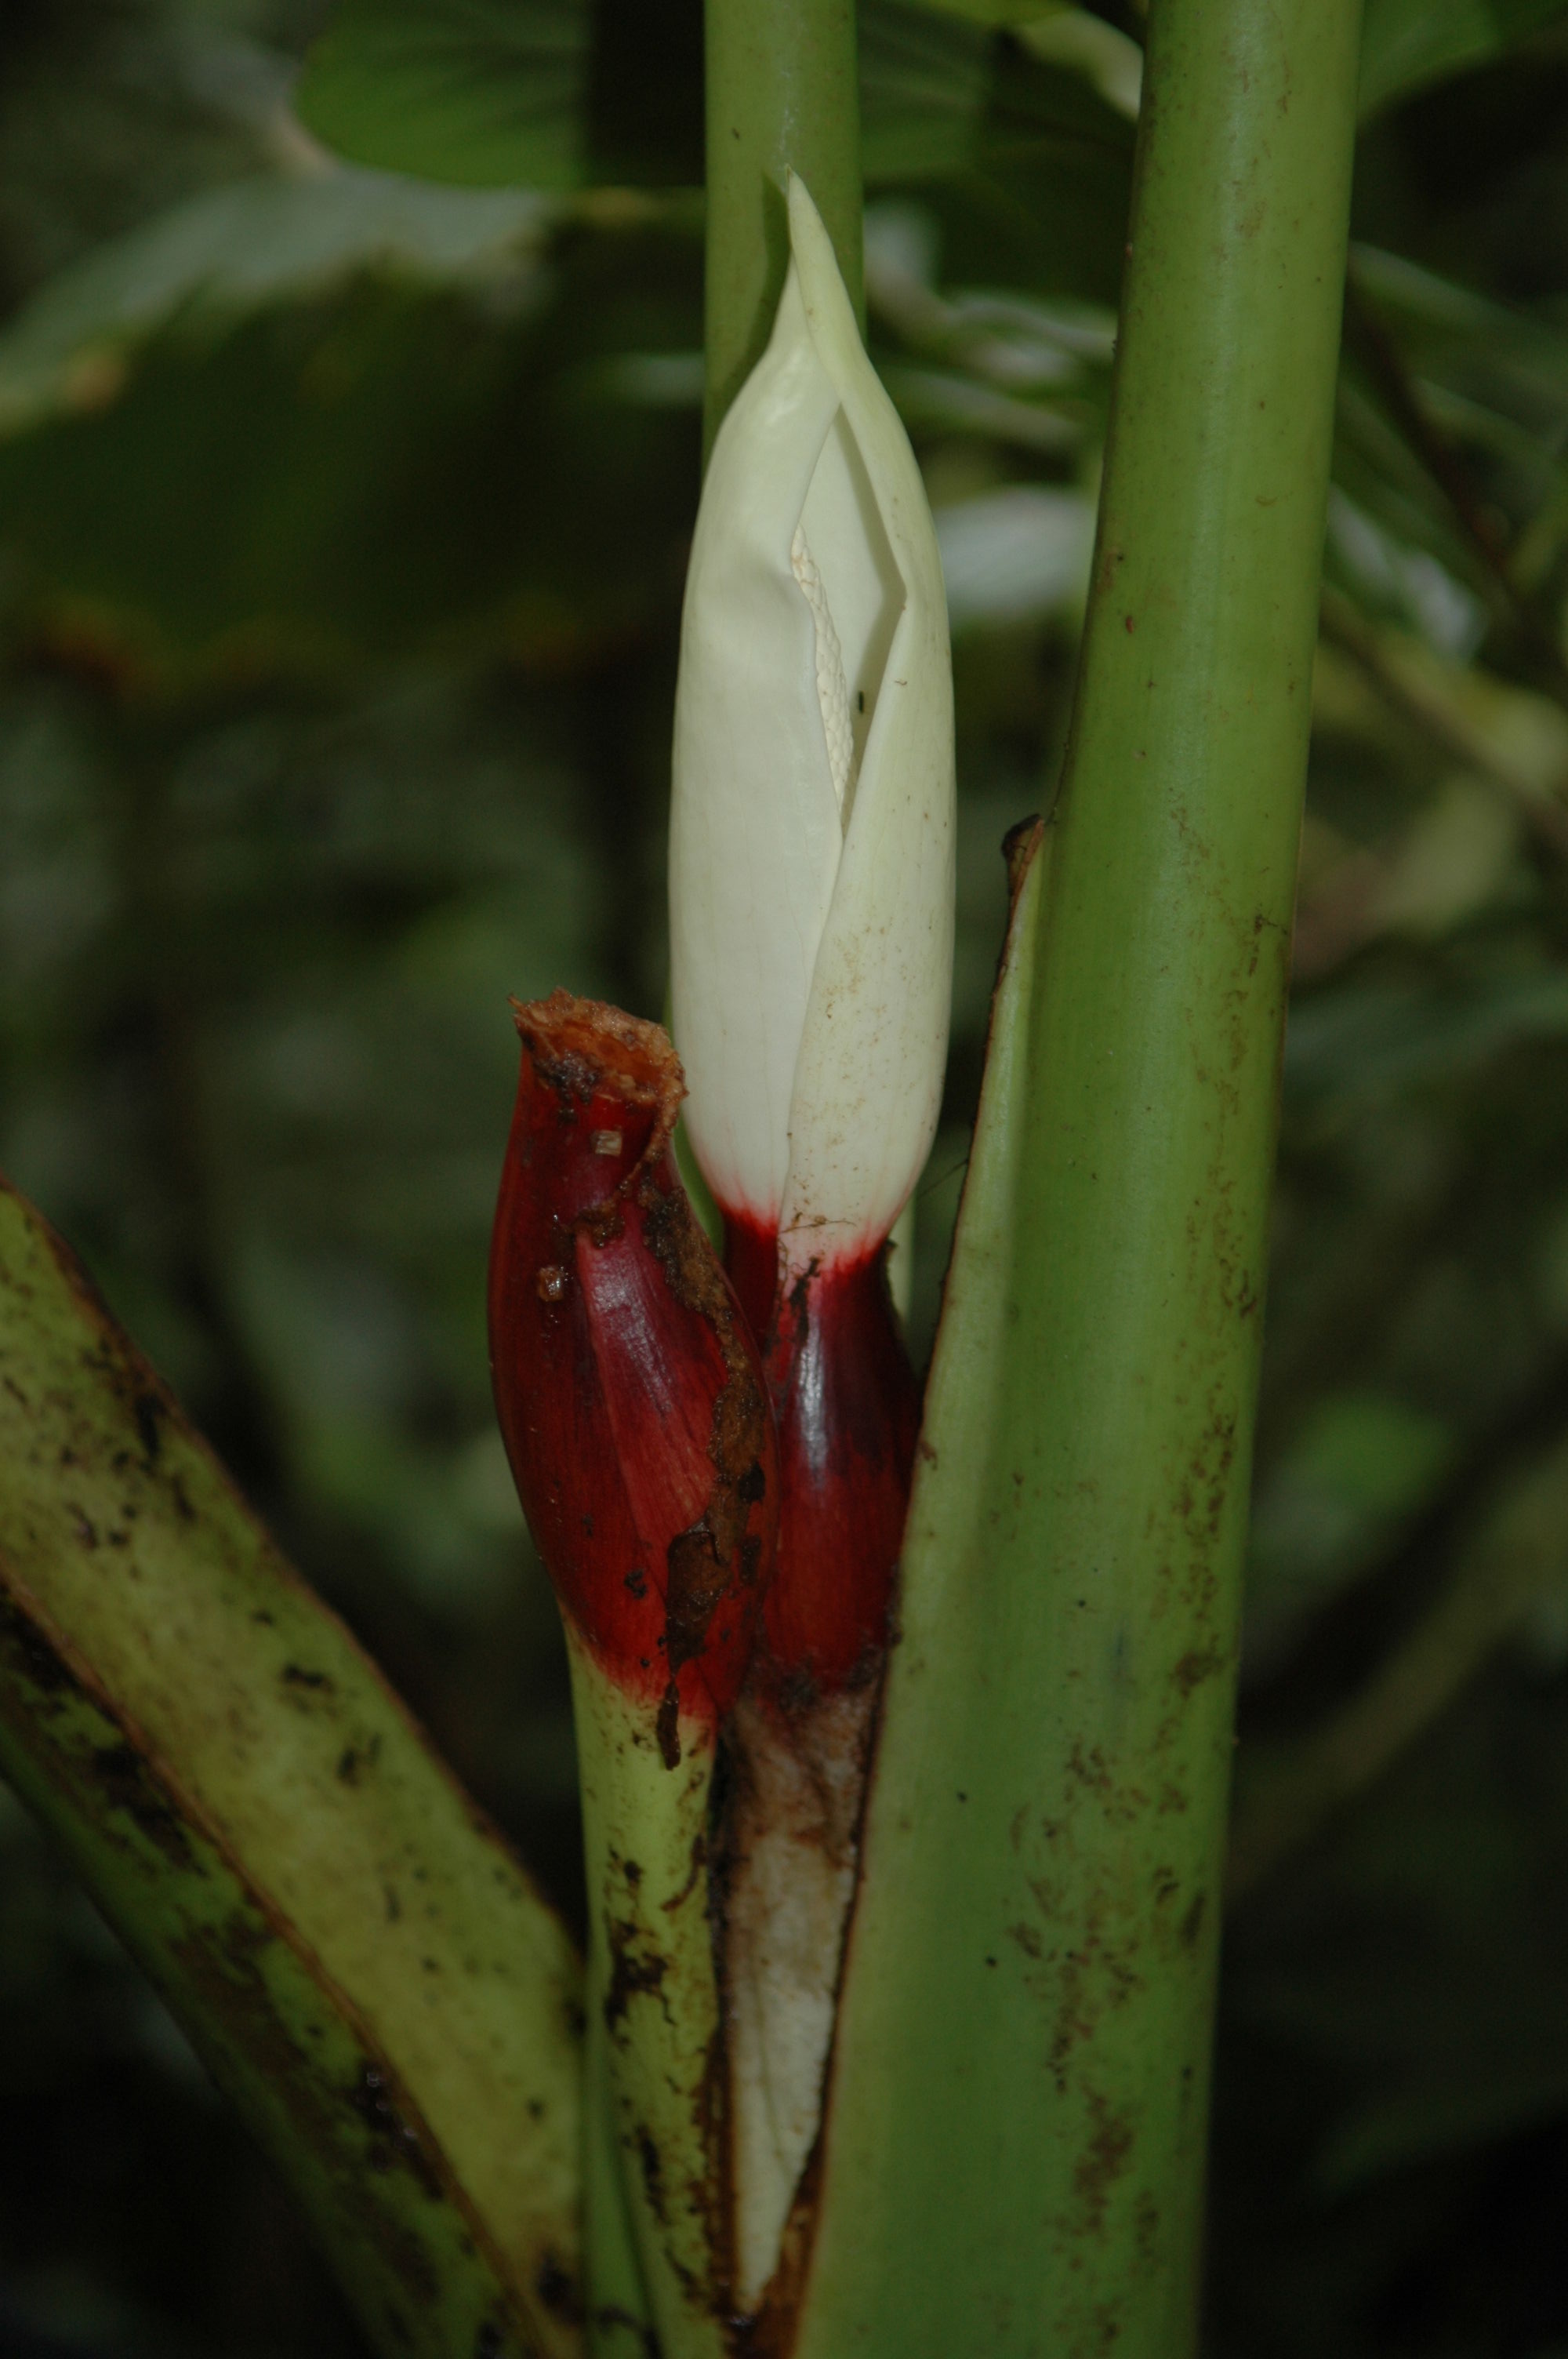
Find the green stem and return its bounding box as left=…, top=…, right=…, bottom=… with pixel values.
left=797, top=3, right=1363, bottom=2353
left=569, top=1641, right=727, bottom=2359
left=702, top=0, right=862, bottom=460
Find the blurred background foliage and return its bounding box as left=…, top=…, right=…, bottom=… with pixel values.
left=2, top=0, right=1568, bottom=2351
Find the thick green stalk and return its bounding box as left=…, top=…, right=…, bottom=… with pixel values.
left=797, top=4, right=1363, bottom=2354
left=702, top=0, right=862, bottom=457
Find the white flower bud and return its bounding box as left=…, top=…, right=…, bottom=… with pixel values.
left=670, top=176, right=956, bottom=1280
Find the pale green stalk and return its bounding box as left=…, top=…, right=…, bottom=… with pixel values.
left=702, top=0, right=862, bottom=458
left=568, top=1638, right=728, bottom=2359
left=796, top=3, right=1364, bottom=2353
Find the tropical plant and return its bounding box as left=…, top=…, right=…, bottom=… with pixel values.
left=4, top=2, right=1568, bottom=2355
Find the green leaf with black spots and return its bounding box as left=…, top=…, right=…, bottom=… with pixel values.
left=0, top=1172, right=585, bottom=2359
left=0, top=1573, right=553, bottom=2359
left=1359, top=0, right=1568, bottom=118
left=298, top=0, right=590, bottom=191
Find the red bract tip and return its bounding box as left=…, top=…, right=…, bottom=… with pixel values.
left=488, top=992, right=777, bottom=1762
left=726, top=1214, right=920, bottom=1700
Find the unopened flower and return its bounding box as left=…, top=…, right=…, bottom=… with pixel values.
left=668, top=178, right=956, bottom=2317
left=670, top=170, right=953, bottom=1703
left=670, top=173, right=955, bottom=1290
left=488, top=990, right=775, bottom=1762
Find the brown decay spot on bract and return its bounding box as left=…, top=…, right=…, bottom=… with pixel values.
left=602, top=1914, right=672, bottom=2032
left=660, top=1833, right=706, bottom=1917
left=90, top=1739, right=201, bottom=1871
left=633, top=2123, right=668, bottom=2226
left=1073, top=2090, right=1135, bottom=2237
left=0, top=1594, right=204, bottom=1877
left=281, top=1663, right=334, bottom=1693
left=640, top=1176, right=771, bottom=1770
left=591, top=2304, right=661, bottom=2359
left=989, top=815, right=1047, bottom=1014
left=514, top=987, right=683, bottom=1150
left=337, top=1733, right=383, bottom=1786
left=1065, top=1740, right=1112, bottom=1797
left=534, top=2250, right=583, bottom=2323
left=1171, top=1645, right=1226, bottom=1699
left=514, top=990, right=683, bottom=1252
left=350, top=2064, right=446, bottom=2201
left=0, top=1590, right=76, bottom=1699
left=133, top=1389, right=164, bottom=1463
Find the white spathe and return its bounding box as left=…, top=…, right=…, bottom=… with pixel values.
left=670, top=176, right=955, bottom=1276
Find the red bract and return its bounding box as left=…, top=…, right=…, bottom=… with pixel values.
left=488, top=992, right=776, bottom=1762
left=726, top=1216, right=920, bottom=1699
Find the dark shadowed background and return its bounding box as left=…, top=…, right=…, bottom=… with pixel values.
left=3, top=1, right=1568, bottom=2351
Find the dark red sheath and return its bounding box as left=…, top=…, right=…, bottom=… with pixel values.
left=488, top=993, right=777, bottom=1757
left=726, top=1213, right=920, bottom=1699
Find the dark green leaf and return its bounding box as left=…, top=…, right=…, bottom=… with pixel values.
left=860, top=4, right=994, bottom=183
left=1284, top=970, right=1568, bottom=1117
left=0, top=170, right=556, bottom=436
left=1359, top=0, right=1568, bottom=119
left=296, top=0, right=589, bottom=190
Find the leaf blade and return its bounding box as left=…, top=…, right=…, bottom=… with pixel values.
left=1359, top=0, right=1568, bottom=119
left=0, top=1172, right=584, bottom=2357
left=0, top=1568, right=549, bottom=2359
left=297, top=0, right=590, bottom=190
